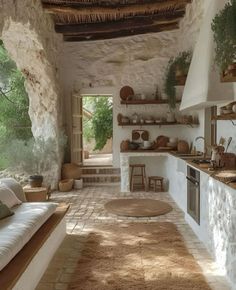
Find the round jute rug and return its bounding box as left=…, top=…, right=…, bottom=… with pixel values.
left=104, top=198, right=172, bottom=217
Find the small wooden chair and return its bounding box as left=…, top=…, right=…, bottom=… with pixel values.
left=130, top=164, right=147, bottom=191
left=148, top=176, right=164, bottom=192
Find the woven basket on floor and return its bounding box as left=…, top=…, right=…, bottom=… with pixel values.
left=59, top=179, right=74, bottom=192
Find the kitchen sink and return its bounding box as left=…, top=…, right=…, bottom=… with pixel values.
left=191, top=159, right=211, bottom=165
left=175, top=153, right=204, bottom=159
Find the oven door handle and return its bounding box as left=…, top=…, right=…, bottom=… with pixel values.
left=186, top=176, right=199, bottom=186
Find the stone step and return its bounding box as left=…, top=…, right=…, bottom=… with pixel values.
left=82, top=174, right=121, bottom=184
left=82, top=167, right=120, bottom=175
left=83, top=182, right=120, bottom=187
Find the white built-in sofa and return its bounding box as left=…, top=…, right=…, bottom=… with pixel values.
left=0, top=178, right=66, bottom=290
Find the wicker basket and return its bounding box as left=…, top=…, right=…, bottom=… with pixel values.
left=61, top=163, right=81, bottom=180
left=59, top=179, right=74, bottom=192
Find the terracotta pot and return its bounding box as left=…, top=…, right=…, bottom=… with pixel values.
left=29, top=175, right=43, bottom=188
left=177, top=140, right=189, bottom=153
left=120, top=140, right=129, bottom=152
left=61, top=163, right=81, bottom=180
left=156, top=136, right=169, bottom=148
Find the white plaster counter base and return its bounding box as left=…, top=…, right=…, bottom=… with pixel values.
left=120, top=151, right=236, bottom=289
left=120, top=152, right=169, bottom=192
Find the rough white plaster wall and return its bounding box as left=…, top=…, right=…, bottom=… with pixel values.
left=60, top=0, right=205, bottom=167
left=199, top=171, right=236, bottom=289
left=0, top=0, right=63, bottom=187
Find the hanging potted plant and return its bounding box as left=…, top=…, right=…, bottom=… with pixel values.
left=211, top=0, right=236, bottom=81
left=164, top=51, right=192, bottom=109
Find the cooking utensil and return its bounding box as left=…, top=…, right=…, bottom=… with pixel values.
left=219, top=137, right=225, bottom=146
left=120, top=86, right=134, bottom=101
left=225, top=137, right=232, bottom=152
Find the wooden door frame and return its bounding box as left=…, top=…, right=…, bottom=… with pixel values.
left=72, top=87, right=115, bottom=166
left=71, top=94, right=83, bottom=165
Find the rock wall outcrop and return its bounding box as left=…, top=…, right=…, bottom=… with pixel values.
left=0, top=0, right=63, bottom=187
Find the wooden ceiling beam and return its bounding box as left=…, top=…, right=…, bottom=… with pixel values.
left=63, top=21, right=179, bottom=42
left=42, top=0, right=190, bottom=8
left=42, top=0, right=191, bottom=16
left=55, top=10, right=184, bottom=34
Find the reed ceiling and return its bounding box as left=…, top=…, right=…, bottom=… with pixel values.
left=41, top=0, right=191, bottom=42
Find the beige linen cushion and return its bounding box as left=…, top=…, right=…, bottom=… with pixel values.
left=0, top=178, right=26, bottom=202
left=0, top=185, right=22, bottom=208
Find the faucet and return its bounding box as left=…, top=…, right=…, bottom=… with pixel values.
left=195, top=136, right=207, bottom=158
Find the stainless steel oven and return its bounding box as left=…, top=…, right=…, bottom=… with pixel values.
left=186, top=166, right=200, bottom=225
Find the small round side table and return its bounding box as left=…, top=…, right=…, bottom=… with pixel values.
left=23, top=185, right=49, bottom=202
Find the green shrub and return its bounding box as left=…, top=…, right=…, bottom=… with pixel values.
left=164, top=51, right=192, bottom=109
left=211, top=0, right=236, bottom=71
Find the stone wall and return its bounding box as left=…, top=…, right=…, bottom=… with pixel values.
left=60, top=0, right=206, bottom=167
left=0, top=0, right=63, bottom=187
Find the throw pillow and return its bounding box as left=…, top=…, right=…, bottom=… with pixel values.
left=0, top=178, right=26, bottom=202
left=0, top=185, right=22, bottom=208
left=0, top=201, right=14, bottom=220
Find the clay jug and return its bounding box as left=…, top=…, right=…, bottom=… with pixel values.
left=120, top=140, right=129, bottom=152
left=61, top=163, right=81, bottom=180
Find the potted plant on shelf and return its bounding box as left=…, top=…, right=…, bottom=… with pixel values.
left=211, top=0, right=236, bottom=81
left=164, top=50, right=192, bottom=109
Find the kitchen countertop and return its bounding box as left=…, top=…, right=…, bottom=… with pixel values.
left=120, top=150, right=236, bottom=191
left=186, top=160, right=236, bottom=190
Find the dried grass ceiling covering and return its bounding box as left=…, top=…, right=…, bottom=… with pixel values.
left=41, top=0, right=192, bottom=41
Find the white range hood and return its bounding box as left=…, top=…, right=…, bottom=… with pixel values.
left=180, top=0, right=235, bottom=111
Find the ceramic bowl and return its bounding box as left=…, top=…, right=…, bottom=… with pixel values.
left=169, top=137, right=178, bottom=143
left=145, top=119, right=154, bottom=124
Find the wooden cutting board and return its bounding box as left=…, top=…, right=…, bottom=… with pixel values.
left=120, top=86, right=134, bottom=100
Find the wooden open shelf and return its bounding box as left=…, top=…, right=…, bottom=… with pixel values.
left=118, top=122, right=198, bottom=127
left=120, top=99, right=181, bottom=105
left=212, top=113, right=236, bottom=121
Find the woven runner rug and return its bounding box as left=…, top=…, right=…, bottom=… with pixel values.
left=69, top=222, right=211, bottom=290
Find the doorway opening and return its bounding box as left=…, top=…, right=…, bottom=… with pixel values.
left=82, top=95, right=113, bottom=167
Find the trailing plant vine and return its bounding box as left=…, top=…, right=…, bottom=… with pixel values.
left=164, top=51, right=192, bottom=109
left=211, top=0, right=236, bottom=71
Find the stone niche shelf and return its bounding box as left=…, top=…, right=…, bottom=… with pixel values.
left=120, top=99, right=181, bottom=105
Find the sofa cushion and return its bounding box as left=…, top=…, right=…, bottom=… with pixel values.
left=0, top=185, right=22, bottom=208
left=0, top=178, right=26, bottom=202
left=0, top=202, right=57, bottom=271
left=0, top=201, right=14, bottom=220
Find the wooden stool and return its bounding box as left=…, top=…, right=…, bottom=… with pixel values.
left=130, top=164, right=147, bottom=191
left=148, top=176, right=164, bottom=192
